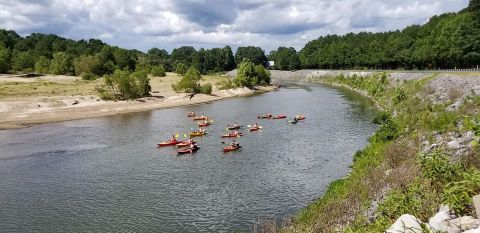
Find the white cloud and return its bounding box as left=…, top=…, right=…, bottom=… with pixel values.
left=0, top=0, right=470, bottom=52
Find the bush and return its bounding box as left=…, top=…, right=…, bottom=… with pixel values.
left=73, top=54, right=102, bottom=76
left=394, top=87, right=407, bottom=104
left=34, top=56, right=51, bottom=74
left=200, top=83, right=212, bottom=94
left=418, top=149, right=460, bottom=185
left=427, top=110, right=458, bottom=132
left=172, top=67, right=202, bottom=93
left=371, top=117, right=399, bottom=143
left=234, top=60, right=271, bottom=87
left=175, top=63, right=187, bottom=75
left=443, top=170, right=480, bottom=215
left=100, top=69, right=151, bottom=100
left=81, top=72, right=97, bottom=81
left=151, top=65, right=166, bottom=77
left=50, top=52, right=72, bottom=75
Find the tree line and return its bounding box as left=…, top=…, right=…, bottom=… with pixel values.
left=0, top=31, right=272, bottom=77
left=299, top=0, right=480, bottom=70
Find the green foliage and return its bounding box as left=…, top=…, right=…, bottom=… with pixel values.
left=394, top=87, right=407, bottom=104
left=234, top=60, right=271, bottom=88
left=0, top=42, right=10, bottom=73
left=100, top=69, right=151, bottom=100
left=81, top=72, right=97, bottom=81
left=371, top=114, right=400, bottom=143
left=12, top=51, right=34, bottom=72
left=419, top=149, right=461, bottom=185
left=271, top=47, right=301, bottom=70
left=34, top=56, right=51, bottom=74
left=172, top=67, right=202, bottom=93
left=444, top=170, right=480, bottom=215
left=50, top=52, right=72, bottom=75
left=234, top=46, right=268, bottom=66
left=427, top=110, right=458, bottom=132
left=200, top=83, right=212, bottom=95
left=175, top=63, right=187, bottom=76
left=299, top=9, right=480, bottom=69
left=150, top=65, right=166, bottom=77
left=73, top=54, right=101, bottom=76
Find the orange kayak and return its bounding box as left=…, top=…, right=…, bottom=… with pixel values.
left=157, top=140, right=183, bottom=147
left=273, top=115, right=287, bottom=119
left=221, top=133, right=243, bottom=138
left=193, top=116, right=208, bottom=121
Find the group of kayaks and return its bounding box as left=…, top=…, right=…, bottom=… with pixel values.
left=157, top=111, right=304, bottom=155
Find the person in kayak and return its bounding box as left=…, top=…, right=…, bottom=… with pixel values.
left=203, top=119, right=209, bottom=125
left=230, top=140, right=239, bottom=147
left=170, top=135, right=177, bottom=142
left=254, top=123, right=259, bottom=127
left=233, top=130, right=239, bottom=136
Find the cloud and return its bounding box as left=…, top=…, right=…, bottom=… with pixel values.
left=0, top=0, right=470, bottom=52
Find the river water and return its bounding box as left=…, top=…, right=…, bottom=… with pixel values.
left=0, top=81, right=377, bottom=232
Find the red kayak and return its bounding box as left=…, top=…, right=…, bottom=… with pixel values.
left=157, top=140, right=183, bottom=147
left=273, top=115, right=287, bottom=119
left=177, top=141, right=195, bottom=147
left=223, top=145, right=241, bottom=153
left=221, top=133, right=243, bottom=138
left=250, top=127, right=259, bottom=132
left=198, top=121, right=212, bottom=127
left=193, top=116, right=208, bottom=121
left=177, top=146, right=200, bottom=154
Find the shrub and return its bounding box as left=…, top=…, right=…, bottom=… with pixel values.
left=216, top=79, right=236, bottom=90
left=73, top=54, right=102, bottom=76
left=175, top=63, right=187, bottom=75
left=100, top=69, right=151, bottom=100
left=34, top=56, right=51, bottom=74
left=151, top=65, right=166, bottom=77
left=394, top=87, right=407, bottom=104
left=200, top=83, right=212, bottom=94
left=427, top=110, right=458, bottom=132
left=81, top=72, right=97, bottom=81
left=50, top=52, right=73, bottom=75
left=172, top=67, right=202, bottom=93
left=443, top=170, right=480, bottom=215
left=418, top=149, right=460, bottom=185
left=371, top=117, right=399, bottom=143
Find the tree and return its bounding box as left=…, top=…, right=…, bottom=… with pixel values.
left=172, top=67, right=202, bottom=93
left=469, top=0, right=480, bottom=12
left=235, top=60, right=257, bottom=88
left=100, top=69, right=151, bottom=100
left=73, top=54, right=101, bottom=76
left=255, top=65, right=271, bottom=85
left=12, top=51, right=34, bottom=72
left=171, top=46, right=196, bottom=68
left=34, top=56, right=51, bottom=74
left=0, top=42, right=11, bottom=73
left=50, top=52, right=72, bottom=75
left=234, top=46, right=268, bottom=66
left=273, top=47, right=300, bottom=70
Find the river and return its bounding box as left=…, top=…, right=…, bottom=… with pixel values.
left=0, top=81, right=377, bottom=232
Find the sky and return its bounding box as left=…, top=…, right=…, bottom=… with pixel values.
left=0, top=0, right=470, bottom=52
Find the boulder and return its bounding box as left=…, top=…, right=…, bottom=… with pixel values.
left=464, top=228, right=480, bottom=233
left=386, top=214, right=424, bottom=233
left=448, top=216, right=480, bottom=231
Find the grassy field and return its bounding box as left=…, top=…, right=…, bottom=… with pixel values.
left=0, top=72, right=230, bottom=100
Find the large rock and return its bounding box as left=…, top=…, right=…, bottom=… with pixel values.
left=448, top=216, right=480, bottom=231
left=429, top=205, right=454, bottom=232
left=386, top=214, right=424, bottom=233
left=464, top=228, right=480, bottom=233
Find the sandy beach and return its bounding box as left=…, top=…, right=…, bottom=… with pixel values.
left=0, top=73, right=277, bottom=130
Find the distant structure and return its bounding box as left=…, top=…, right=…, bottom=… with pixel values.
left=267, top=61, right=275, bottom=68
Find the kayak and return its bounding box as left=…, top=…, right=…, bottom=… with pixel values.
left=193, top=116, right=208, bottom=121
left=198, top=121, right=212, bottom=127
left=221, top=133, right=243, bottom=138
left=296, top=115, right=306, bottom=120
left=187, top=112, right=196, bottom=117
left=157, top=140, right=183, bottom=147
left=177, top=146, right=200, bottom=154
left=177, top=141, right=194, bottom=147
left=273, top=115, right=287, bottom=119
left=250, top=127, right=260, bottom=131
left=190, top=131, right=207, bottom=137
left=257, top=114, right=272, bottom=119
left=223, top=145, right=241, bottom=153
left=227, top=125, right=242, bottom=130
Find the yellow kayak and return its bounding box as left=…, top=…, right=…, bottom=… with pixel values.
left=190, top=131, right=208, bottom=137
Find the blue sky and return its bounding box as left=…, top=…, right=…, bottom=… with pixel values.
left=0, top=0, right=469, bottom=52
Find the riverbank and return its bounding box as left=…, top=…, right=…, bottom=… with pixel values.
left=0, top=73, right=277, bottom=130
left=274, top=71, right=480, bottom=232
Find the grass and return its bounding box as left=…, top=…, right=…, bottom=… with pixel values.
left=0, top=72, right=231, bottom=100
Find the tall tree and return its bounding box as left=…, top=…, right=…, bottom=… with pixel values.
left=234, top=46, right=268, bottom=66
